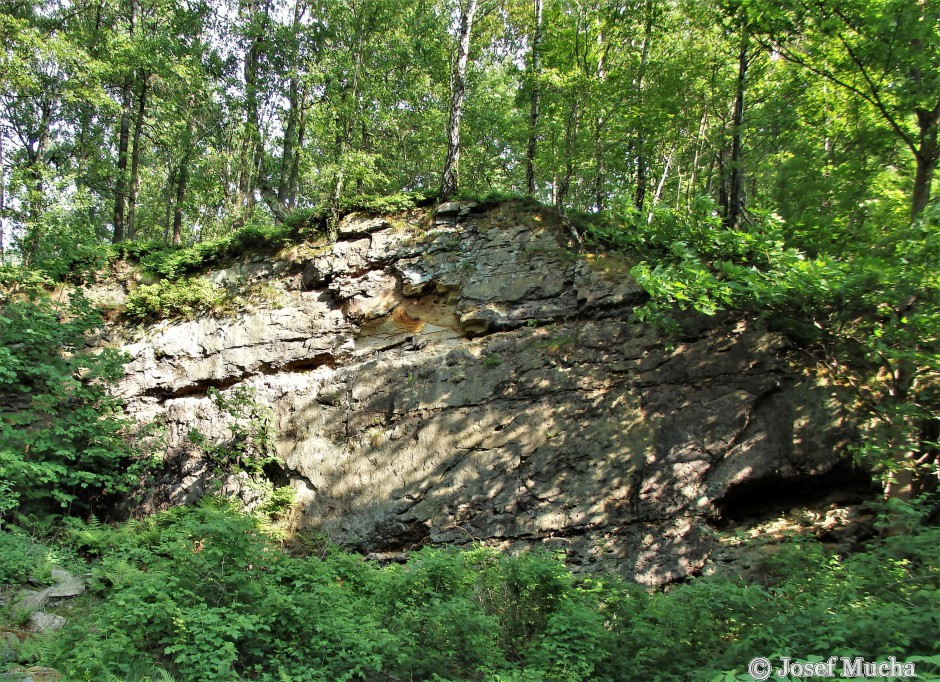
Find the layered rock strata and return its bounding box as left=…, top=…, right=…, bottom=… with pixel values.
left=113, top=202, right=856, bottom=585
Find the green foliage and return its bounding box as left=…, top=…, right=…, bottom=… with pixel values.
left=0, top=525, right=42, bottom=582
left=279, top=192, right=429, bottom=241
left=0, top=503, right=935, bottom=681
left=345, top=190, right=433, bottom=214
left=281, top=207, right=329, bottom=236
left=121, top=223, right=293, bottom=282
left=187, top=386, right=275, bottom=477
left=587, top=198, right=820, bottom=320
left=454, top=190, right=537, bottom=208
left=0, top=267, right=54, bottom=298
left=50, top=500, right=392, bottom=681
left=0, top=291, right=145, bottom=516
left=254, top=483, right=295, bottom=521
left=183, top=385, right=293, bottom=525
left=484, top=353, right=503, bottom=368
left=588, top=200, right=940, bottom=490
left=124, top=277, right=223, bottom=323
left=17, top=189, right=113, bottom=284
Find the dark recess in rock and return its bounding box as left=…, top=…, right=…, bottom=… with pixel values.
left=711, top=462, right=879, bottom=528
left=143, top=375, right=247, bottom=400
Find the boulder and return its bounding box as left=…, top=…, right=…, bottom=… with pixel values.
left=26, top=613, right=66, bottom=634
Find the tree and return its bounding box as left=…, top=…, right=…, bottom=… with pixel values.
left=0, top=2, right=109, bottom=260
left=759, top=0, right=939, bottom=217
left=440, top=0, right=481, bottom=201
left=524, top=0, right=543, bottom=195
left=722, top=6, right=752, bottom=229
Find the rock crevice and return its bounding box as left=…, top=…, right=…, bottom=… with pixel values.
left=113, top=203, right=859, bottom=585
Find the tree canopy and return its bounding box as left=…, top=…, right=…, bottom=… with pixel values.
left=0, top=0, right=935, bottom=257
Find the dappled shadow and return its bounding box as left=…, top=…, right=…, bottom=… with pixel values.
left=267, top=303, right=856, bottom=585
left=121, top=205, right=864, bottom=586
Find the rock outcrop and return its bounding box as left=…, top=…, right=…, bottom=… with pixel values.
left=111, top=202, right=860, bottom=585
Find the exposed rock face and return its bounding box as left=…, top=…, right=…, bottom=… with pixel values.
left=114, top=202, right=857, bottom=585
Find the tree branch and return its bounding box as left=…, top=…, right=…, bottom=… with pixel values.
left=757, top=36, right=918, bottom=156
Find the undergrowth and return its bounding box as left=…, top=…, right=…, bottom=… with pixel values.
left=116, top=224, right=296, bottom=282
left=0, top=500, right=937, bottom=681
left=116, top=192, right=432, bottom=284
left=124, top=277, right=224, bottom=322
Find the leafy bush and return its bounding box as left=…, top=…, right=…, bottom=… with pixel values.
left=3, top=501, right=927, bottom=681
left=0, top=291, right=145, bottom=516
left=124, top=277, right=223, bottom=322
left=52, top=500, right=391, bottom=681
left=0, top=526, right=41, bottom=582
left=586, top=198, right=826, bottom=319
left=14, top=188, right=113, bottom=284
left=454, top=189, right=536, bottom=208
left=187, top=386, right=275, bottom=477
left=116, top=193, right=431, bottom=285
left=0, top=266, right=54, bottom=298
left=346, top=190, right=433, bottom=214
left=282, top=206, right=329, bottom=236
left=123, top=224, right=293, bottom=281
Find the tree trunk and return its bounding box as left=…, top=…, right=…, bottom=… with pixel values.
left=288, top=85, right=308, bottom=209
left=525, top=0, right=543, bottom=196
left=687, top=106, right=709, bottom=204
left=172, top=114, right=196, bottom=246
left=633, top=0, right=655, bottom=211
left=647, top=145, right=676, bottom=222
left=172, top=163, right=188, bottom=247
left=127, top=77, right=148, bottom=240
left=332, top=19, right=366, bottom=219
left=591, top=28, right=608, bottom=212
left=19, top=99, right=53, bottom=262
left=725, top=28, right=748, bottom=230
left=278, top=0, right=304, bottom=208
left=0, top=131, right=5, bottom=261
left=440, top=0, right=479, bottom=201
left=113, top=0, right=138, bottom=244
left=634, top=142, right=647, bottom=212
left=279, top=76, right=299, bottom=207
left=912, top=103, right=939, bottom=218
left=556, top=98, right=580, bottom=210
left=716, top=150, right=729, bottom=217
left=594, top=161, right=605, bottom=211
left=112, top=77, right=133, bottom=244
left=238, top=0, right=269, bottom=228
left=163, top=178, right=173, bottom=244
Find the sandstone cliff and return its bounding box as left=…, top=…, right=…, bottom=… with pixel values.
left=103, top=201, right=868, bottom=585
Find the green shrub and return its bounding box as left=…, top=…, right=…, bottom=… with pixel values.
left=587, top=201, right=940, bottom=493
left=484, top=353, right=503, bottom=367
left=186, top=386, right=275, bottom=477
left=14, top=190, right=113, bottom=284
left=53, top=500, right=391, bottom=681
left=5, top=501, right=931, bottom=682
left=124, top=277, right=223, bottom=322
left=454, top=189, right=535, bottom=208
left=282, top=206, right=330, bottom=236
left=0, top=291, right=146, bottom=516
left=0, top=526, right=41, bottom=582
left=346, top=190, right=433, bottom=214
left=125, top=223, right=293, bottom=281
